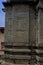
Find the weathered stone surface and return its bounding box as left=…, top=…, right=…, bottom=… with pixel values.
left=5, top=5, right=29, bottom=42
left=2, top=0, right=43, bottom=65
left=38, top=5, right=43, bottom=44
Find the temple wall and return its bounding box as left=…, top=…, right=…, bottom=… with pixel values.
left=5, top=5, right=37, bottom=44
left=29, top=7, right=37, bottom=45
left=5, top=5, right=29, bottom=43
left=2, top=0, right=43, bottom=65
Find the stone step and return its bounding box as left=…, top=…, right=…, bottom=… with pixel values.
left=1, top=62, right=29, bottom=65
left=2, top=42, right=43, bottom=49
left=3, top=48, right=31, bottom=52
left=2, top=54, right=31, bottom=60
left=1, top=62, right=38, bottom=65
left=2, top=42, right=29, bottom=46
left=3, top=48, right=43, bottom=56
left=1, top=63, right=38, bottom=65
left=36, top=50, right=43, bottom=53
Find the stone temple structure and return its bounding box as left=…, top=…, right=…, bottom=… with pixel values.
left=2, top=0, right=43, bottom=65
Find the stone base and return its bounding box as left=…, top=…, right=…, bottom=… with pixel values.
left=1, top=62, right=29, bottom=65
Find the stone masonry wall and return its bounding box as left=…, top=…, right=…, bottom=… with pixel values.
left=5, top=5, right=29, bottom=43
left=29, top=6, right=36, bottom=44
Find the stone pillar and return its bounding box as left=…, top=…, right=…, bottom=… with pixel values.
left=37, top=1, right=43, bottom=65
left=37, top=0, right=43, bottom=46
